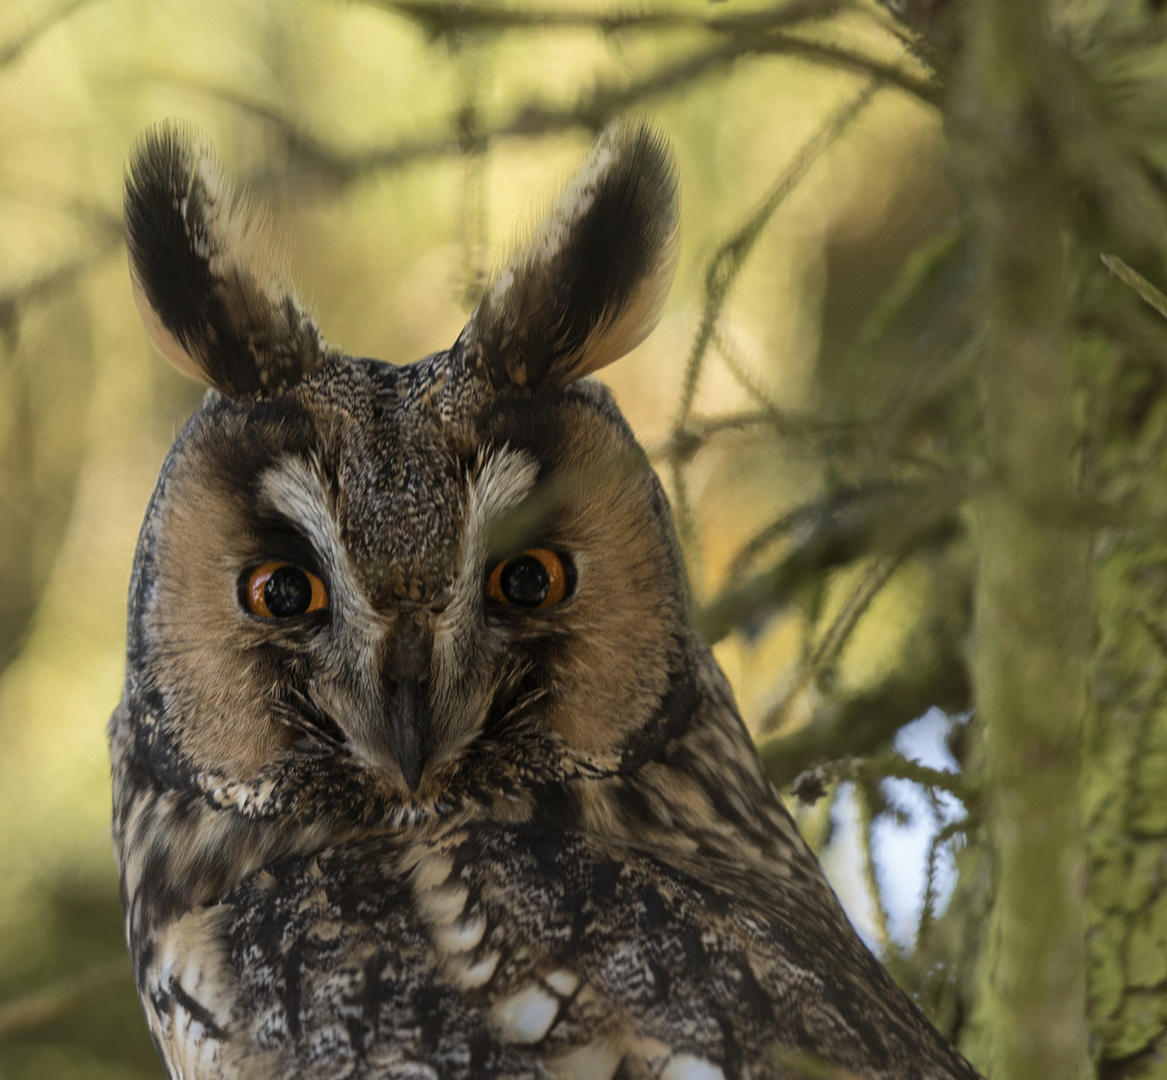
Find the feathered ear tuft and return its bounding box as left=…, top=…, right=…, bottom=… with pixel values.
left=464, top=118, right=679, bottom=389
left=124, top=123, right=326, bottom=396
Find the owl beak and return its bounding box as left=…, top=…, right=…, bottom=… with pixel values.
left=383, top=610, right=433, bottom=793
left=390, top=675, right=426, bottom=792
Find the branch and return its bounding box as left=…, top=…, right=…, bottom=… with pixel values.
left=695, top=478, right=965, bottom=645
left=667, top=79, right=882, bottom=577
left=790, top=753, right=974, bottom=807
left=648, top=409, right=860, bottom=463
left=757, top=635, right=970, bottom=790
left=673, top=79, right=880, bottom=435
left=1101, top=253, right=1167, bottom=324
left=852, top=779, right=895, bottom=955
left=758, top=554, right=903, bottom=735
left=363, top=0, right=843, bottom=37
left=152, top=33, right=934, bottom=188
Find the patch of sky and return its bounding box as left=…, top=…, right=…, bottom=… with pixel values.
left=820, top=708, right=967, bottom=955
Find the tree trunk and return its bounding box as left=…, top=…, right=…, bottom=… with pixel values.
left=955, top=1, right=1094, bottom=1077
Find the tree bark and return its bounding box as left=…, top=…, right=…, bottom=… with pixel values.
left=955, top=1, right=1093, bottom=1077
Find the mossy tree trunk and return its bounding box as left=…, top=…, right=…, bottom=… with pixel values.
left=954, top=0, right=1093, bottom=1077
left=1088, top=532, right=1167, bottom=1077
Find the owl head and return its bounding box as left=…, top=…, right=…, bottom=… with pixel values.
left=118, top=120, right=686, bottom=837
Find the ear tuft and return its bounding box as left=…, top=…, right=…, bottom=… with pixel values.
left=465, top=118, right=679, bottom=389
left=124, top=123, right=326, bottom=396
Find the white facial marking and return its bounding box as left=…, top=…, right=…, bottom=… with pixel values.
left=258, top=454, right=382, bottom=635
left=491, top=982, right=560, bottom=1044
left=257, top=455, right=399, bottom=767
left=457, top=445, right=539, bottom=591
left=259, top=457, right=345, bottom=582
left=428, top=444, right=539, bottom=739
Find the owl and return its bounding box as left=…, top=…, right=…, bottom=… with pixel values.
left=110, top=119, right=981, bottom=1080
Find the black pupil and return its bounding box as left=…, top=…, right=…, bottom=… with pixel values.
left=500, top=555, right=550, bottom=607
left=264, top=566, right=313, bottom=617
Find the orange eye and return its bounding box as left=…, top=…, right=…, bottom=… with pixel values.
left=246, top=562, right=328, bottom=618
left=487, top=548, right=570, bottom=609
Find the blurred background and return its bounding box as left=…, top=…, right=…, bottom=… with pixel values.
left=3, top=1, right=1165, bottom=1078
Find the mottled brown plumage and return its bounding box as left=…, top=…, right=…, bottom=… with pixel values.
left=111, top=120, right=981, bottom=1080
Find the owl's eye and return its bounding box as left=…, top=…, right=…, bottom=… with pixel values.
left=245, top=562, right=329, bottom=619
left=487, top=549, right=571, bottom=609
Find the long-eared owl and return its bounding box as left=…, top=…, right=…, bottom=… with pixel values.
left=110, top=119, right=981, bottom=1080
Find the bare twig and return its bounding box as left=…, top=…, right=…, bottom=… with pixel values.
left=758, top=636, right=970, bottom=790
left=723, top=505, right=821, bottom=588
left=363, top=0, right=844, bottom=37
left=455, top=37, right=490, bottom=309
left=791, top=753, right=973, bottom=806
left=1101, top=253, right=1167, bottom=323
left=713, top=325, right=784, bottom=417
left=854, top=780, right=895, bottom=956
left=648, top=409, right=858, bottom=463
left=917, top=799, right=967, bottom=946
left=673, top=80, right=881, bottom=437
left=696, top=477, right=964, bottom=646
left=141, top=33, right=932, bottom=190
left=846, top=221, right=968, bottom=369
left=667, top=79, right=881, bottom=576
left=758, top=554, right=902, bottom=734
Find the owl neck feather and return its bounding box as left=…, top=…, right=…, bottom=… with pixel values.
left=111, top=643, right=796, bottom=958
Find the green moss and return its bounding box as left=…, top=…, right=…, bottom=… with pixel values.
left=1089, top=916, right=1127, bottom=1025
left=1110, top=992, right=1166, bottom=1059
left=1125, top=914, right=1167, bottom=989
left=1093, top=842, right=1134, bottom=914
left=1132, top=745, right=1167, bottom=838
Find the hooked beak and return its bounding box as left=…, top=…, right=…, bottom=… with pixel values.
left=383, top=609, right=432, bottom=793
left=390, top=673, right=426, bottom=792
